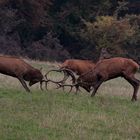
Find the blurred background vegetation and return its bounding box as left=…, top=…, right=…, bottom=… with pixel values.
left=0, top=0, right=140, bottom=62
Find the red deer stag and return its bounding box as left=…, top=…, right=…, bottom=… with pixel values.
left=60, top=57, right=140, bottom=101
left=0, top=56, right=44, bottom=92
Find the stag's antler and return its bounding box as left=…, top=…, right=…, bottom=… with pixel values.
left=45, top=68, right=77, bottom=84
left=56, top=83, right=79, bottom=93
left=40, top=79, right=50, bottom=90
left=45, top=69, right=65, bottom=83
left=40, top=79, right=63, bottom=90
left=40, top=81, right=43, bottom=90
left=44, top=68, right=77, bottom=85
left=44, top=69, right=66, bottom=90
left=43, top=68, right=78, bottom=92
left=60, top=68, right=77, bottom=83
left=42, top=68, right=93, bottom=93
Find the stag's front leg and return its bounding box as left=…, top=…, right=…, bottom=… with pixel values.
left=81, top=85, right=91, bottom=93
left=91, top=80, right=103, bottom=97
left=90, top=74, right=106, bottom=97
left=18, top=77, right=30, bottom=92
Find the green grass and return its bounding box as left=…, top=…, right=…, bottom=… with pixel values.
left=0, top=89, right=140, bottom=140
left=0, top=61, right=140, bottom=140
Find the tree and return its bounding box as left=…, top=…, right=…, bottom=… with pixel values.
left=80, top=16, right=138, bottom=56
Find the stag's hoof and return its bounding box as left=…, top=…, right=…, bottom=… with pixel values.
left=131, top=97, right=137, bottom=102
left=91, top=94, right=95, bottom=97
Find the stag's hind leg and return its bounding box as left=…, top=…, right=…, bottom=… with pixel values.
left=132, top=83, right=139, bottom=101
left=123, top=75, right=140, bottom=101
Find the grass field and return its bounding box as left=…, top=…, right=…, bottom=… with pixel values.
left=0, top=60, right=140, bottom=140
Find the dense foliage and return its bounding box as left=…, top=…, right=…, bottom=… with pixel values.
left=0, top=0, right=140, bottom=62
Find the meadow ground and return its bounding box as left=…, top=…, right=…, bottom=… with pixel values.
left=0, top=60, right=140, bottom=140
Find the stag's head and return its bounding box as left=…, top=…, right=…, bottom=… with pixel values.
left=29, top=69, right=44, bottom=86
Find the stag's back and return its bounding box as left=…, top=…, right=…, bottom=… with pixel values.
left=0, top=56, right=33, bottom=77
left=61, top=59, right=95, bottom=75
left=95, top=57, right=139, bottom=76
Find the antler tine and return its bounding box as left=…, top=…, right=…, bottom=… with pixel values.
left=56, top=83, right=78, bottom=93
left=40, top=79, right=50, bottom=90
left=40, top=79, right=60, bottom=90
left=44, top=69, right=61, bottom=78
left=60, top=68, right=77, bottom=83
left=60, top=70, right=69, bottom=84
left=43, top=69, right=61, bottom=90
left=45, top=69, right=68, bottom=83
left=40, top=81, right=43, bottom=91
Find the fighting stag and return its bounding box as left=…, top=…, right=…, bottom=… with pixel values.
left=0, top=56, right=46, bottom=92
left=60, top=59, right=95, bottom=83
left=59, top=57, right=140, bottom=101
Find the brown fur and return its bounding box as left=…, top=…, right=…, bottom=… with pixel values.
left=78, top=57, right=140, bottom=101
left=60, top=59, right=95, bottom=75
left=0, top=56, right=43, bottom=92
